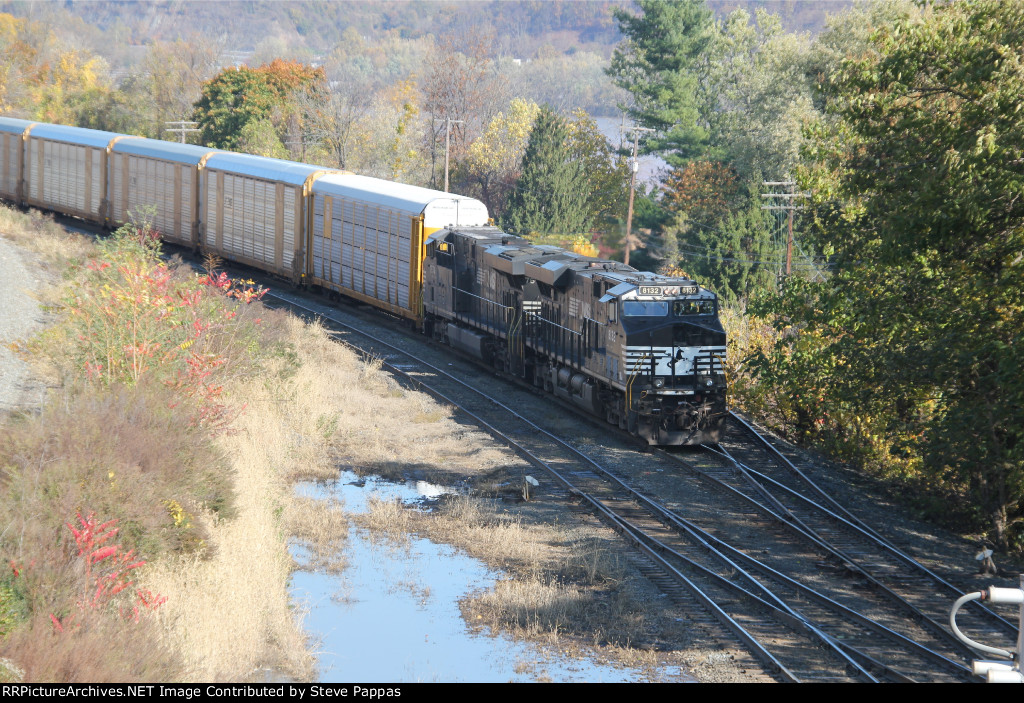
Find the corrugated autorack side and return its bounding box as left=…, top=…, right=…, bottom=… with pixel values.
left=0, top=117, right=728, bottom=445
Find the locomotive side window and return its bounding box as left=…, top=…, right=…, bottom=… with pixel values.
left=623, top=300, right=669, bottom=316
left=673, top=300, right=716, bottom=316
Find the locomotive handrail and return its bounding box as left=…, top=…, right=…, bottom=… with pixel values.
left=625, top=352, right=649, bottom=411
left=451, top=286, right=508, bottom=309
left=523, top=311, right=582, bottom=336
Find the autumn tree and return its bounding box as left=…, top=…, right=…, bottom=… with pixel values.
left=458, top=98, right=541, bottom=216
left=0, top=12, right=118, bottom=127
left=421, top=33, right=509, bottom=188
left=29, top=49, right=112, bottom=126
left=565, top=109, right=630, bottom=230
left=364, top=80, right=429, bottom=184
left=192, top=60, right=327, bottom=153
left=751, top=0, right=1024, bottom=547
left=142, top=37, right=222, bottom=140
left=0, top=13, right=44, bottom=113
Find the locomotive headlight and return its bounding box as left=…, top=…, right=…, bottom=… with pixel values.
left=706, top=379, right=713, bottom=387
left=654, top=378, right=665, bottom=388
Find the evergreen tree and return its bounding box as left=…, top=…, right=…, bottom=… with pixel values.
left=606, top=0, right=714, bottom=167
left=680, top=192, right=777, bottom=304
left=501, top=106, right=591, bottom=237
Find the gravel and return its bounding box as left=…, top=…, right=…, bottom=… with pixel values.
left=0, top=235, right=48, bottom=413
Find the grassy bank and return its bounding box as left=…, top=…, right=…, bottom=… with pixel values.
left=0, top=209, right=325, bottom=681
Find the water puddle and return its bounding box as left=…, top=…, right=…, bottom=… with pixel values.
left=291, top=471, right=672, bottom=682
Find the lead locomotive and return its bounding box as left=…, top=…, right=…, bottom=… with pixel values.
left=422, top=227, right=728, bottom=445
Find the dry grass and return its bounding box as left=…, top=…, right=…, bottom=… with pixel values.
left=415, top=494, right=548, bottom=576
left=253, top=319, right=660, bottom=654
left=286, top=496, right=348, bottom=573
left=0, top=207, right=92, bottom=267
left=121, top=405, right=313, bottom=681
left=2, top=260, right=359, bottom=681
left=0, top=382, right=230, bottom=563
left=466, top=577, right=588, bottom=639
left=407, top=494, right=642, bottom=644
left=353, top=497, right=415, bottom=546
left=266, top=319, right=667, bottom=666
left=343, top=475, right=651, bottom=654
left=1, top=613, right=184, bottom=683
left=137, top=314, right=348, bottom=681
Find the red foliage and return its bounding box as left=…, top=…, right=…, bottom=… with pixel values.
left=43, top=512, right=167, bottom=633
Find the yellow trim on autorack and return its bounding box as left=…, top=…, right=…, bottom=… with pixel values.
left=411, top=214, right=427, bottom=323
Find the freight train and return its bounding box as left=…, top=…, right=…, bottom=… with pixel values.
left=0, top=117, right=727, bottom=445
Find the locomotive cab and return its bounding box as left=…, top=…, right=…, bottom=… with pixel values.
left=619, top=292, right=728, bottom=445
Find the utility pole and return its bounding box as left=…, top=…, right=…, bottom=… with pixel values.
left=761, top=180, right=807, bottom=276
left=444, top=117, right=464, bottom=193
left=165, top=121, right=199, bottom=144
left=621, top=125, right=653, bottom=267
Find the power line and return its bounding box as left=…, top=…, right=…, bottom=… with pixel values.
left=676, top=245, right=831, bottom=269
left=761, top=180, right=810, bottom=276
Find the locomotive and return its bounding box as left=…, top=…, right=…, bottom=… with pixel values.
left=0, top=116, right=727, bottom=445
left=422, top=227, right=727, bottom=445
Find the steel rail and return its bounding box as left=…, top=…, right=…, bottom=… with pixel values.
left=712, top=440, right=1019, bottom=645
left=263, top=291, right=920, bottom=681
left=659, top=445, right=984, bottom=662
left=657, top=502, right=972, bottom=679
left=262, top=289, right=978, bottom=682
left=260, top=288, right=978, bottom=683
left=726, top=412, right=1019, bottom=637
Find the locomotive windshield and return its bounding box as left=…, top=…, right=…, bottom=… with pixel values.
left=673, top=300, right=716, bottom=316
left=622, top=300, right=669, bottom=316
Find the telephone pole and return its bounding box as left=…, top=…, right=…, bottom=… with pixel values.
left=621, top=125, right=653, bottom=267
left=165, top=121, right=199, bottom=144
left=444, top=118, right=464, bottom=193
left=761, top=180, right=807, bottom=276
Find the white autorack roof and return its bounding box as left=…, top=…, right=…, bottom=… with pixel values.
left=205, top=151, right=339, bottom=186
left=313, top=174, right=490, bottom=228
left=28, top=123, right=136, bottom=149
left=0, top=117, right=35, bottom=135
left=112, top=138, right=219, bottom=165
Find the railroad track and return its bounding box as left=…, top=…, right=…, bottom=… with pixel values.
left=261, top=287, right=989, bottom=682
left=723, top=412, right=1017, bottom=642
left=648, top=413, right=1020, bottom=676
